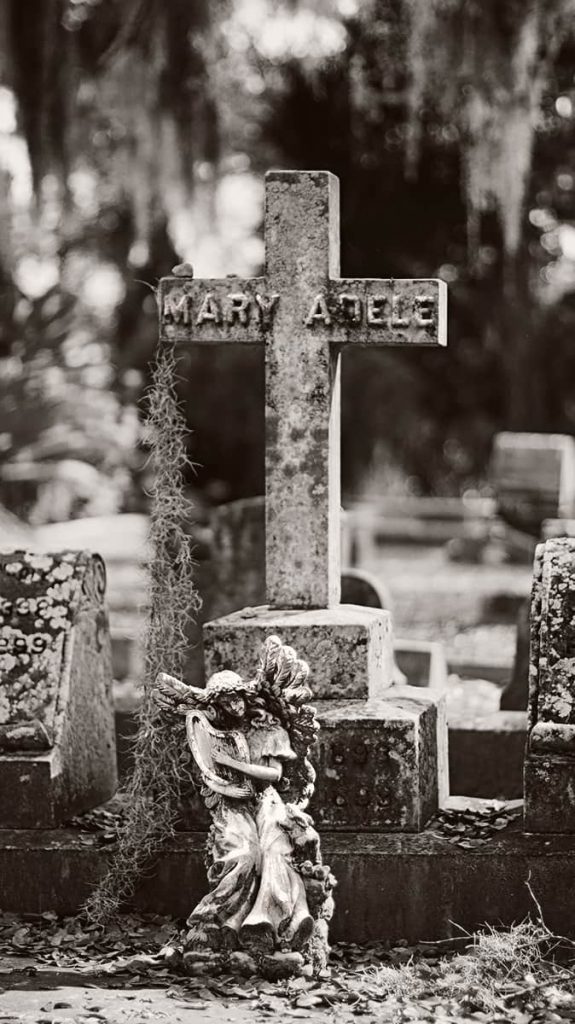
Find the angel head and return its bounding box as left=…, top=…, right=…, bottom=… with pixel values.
left=203, top=670, right=256, bottom=720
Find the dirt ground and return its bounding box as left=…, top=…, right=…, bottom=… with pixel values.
left=0, top=980, right=345, bottom=1024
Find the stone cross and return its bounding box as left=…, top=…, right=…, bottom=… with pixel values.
left=160, top=171, right=447, bottom=609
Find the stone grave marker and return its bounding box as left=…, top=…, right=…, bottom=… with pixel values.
left=524, top=537, right=575, bottom=832
left=161, top=171, right=446, bottom=611
left=160, top=170, right=449, bottom=830
left=491, top=432, right=575, bottom=535
left=0, top=549, right=117, bottom=828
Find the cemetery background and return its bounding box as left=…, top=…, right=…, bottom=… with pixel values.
left=3, top=1, right=575, bottom=1020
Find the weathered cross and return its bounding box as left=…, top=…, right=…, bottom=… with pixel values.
left=160, top=171, right=447, bottom=610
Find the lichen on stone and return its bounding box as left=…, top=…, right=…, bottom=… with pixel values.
left=0, top=550, right=101, bottom=749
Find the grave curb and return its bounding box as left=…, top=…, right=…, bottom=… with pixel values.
left=1, top=821, right=574, bottom=943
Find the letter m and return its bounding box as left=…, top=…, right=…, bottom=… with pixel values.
left=163, top=291, right=190, bottom=324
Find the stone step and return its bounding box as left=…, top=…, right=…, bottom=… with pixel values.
left=1, top=810, right=573, bottom=942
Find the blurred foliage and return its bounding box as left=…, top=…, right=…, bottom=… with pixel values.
left=1, top=0, right=575, bottom=509
left=210, top=0, right=575, bottom=496
left=0, top=280, right=140, bottom=520
left=0, top=0, right=220, bottom=239
left=0, top=0, right=222, bottom=519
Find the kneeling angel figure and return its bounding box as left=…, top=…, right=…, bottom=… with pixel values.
left=153, top=635, right=336, bottom=977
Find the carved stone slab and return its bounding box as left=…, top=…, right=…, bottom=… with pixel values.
left=310, top=691, right=447, bottom=832
left=525, top=538, right=575, bottom=832
left=0, top=550, right=117, bottom=828
left=203, top=605, right=395, bottom=701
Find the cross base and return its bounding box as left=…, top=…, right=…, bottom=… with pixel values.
left=203, top=606, right=448, bottom=832
left=311, top=692, right=448, bottom=832
left=203, top=605, right=395, bottom=702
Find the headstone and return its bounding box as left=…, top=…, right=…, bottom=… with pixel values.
left=543, top=517, right=575, bottom=540
left=0, top=549, right=117, bottom=828
left=208, top=498, right=266, bottom=620
left=491, top=432, right=575, bottom=535
left=393, top=638, right=448, bottom=692
left=160, top=170, right=449, bottom=832
left=524, top=538, right=575, bottom=832
left=340, top=567, right=392, bottom=610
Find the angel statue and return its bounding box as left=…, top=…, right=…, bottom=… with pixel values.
left=153, top=635, right=336, bottom=978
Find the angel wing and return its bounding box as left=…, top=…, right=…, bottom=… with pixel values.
left=153, top=671, right=203, bottom=714
left=256, top=635, right=313, bottom=705
left=186, top=710, right=253, bottom=799
left=254, top=635, right=319, bottom=807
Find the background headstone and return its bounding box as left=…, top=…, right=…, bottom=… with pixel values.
left=499, top=598, right=530, bottom=711
left=207, top=495, right=446, bottom=689
left=491, top=432, right=575, bottom=535
left=0, top=549, right=117, bottom=828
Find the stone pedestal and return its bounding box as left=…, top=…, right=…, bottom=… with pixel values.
left=311, top=690, right=446, bottom=831
left=204, top=605, right=395, bottom=700
left=203, top=608, right=448, bottom=832
left=0, top=550, right=117, bottom=828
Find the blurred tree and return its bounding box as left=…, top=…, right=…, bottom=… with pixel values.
left=1, top=0, right=575, bottom=504
left=0, top=0, right=220, bottom=246
left=247, top=0, right=575, bottom=494
left=0, top=0, right=226, bottom=516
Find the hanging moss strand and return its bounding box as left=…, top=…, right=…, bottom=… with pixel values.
left=83, top=342, right=200, bottom=924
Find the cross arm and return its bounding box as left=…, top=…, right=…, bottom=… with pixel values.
left=303, top=277, right=447, bottom=347
left=159, top=276, right=275, bottom=344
